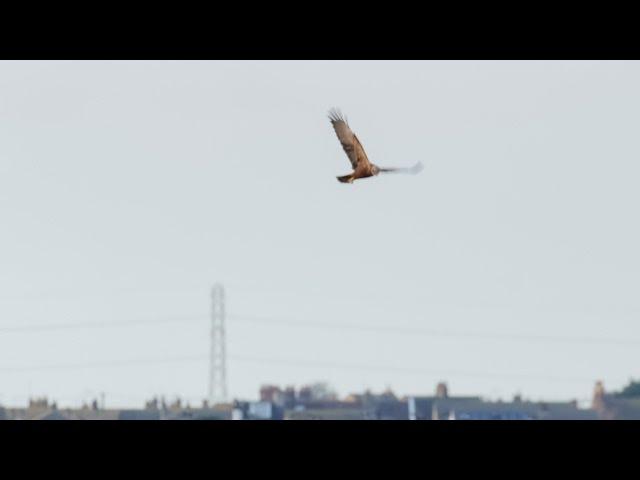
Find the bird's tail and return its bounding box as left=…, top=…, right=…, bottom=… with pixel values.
left=379, top=162, right=424, bottom=175
left=337, top=174, right=354, bottom=183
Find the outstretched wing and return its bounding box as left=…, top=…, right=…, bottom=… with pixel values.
left=328, top=108, right=371, bottom=170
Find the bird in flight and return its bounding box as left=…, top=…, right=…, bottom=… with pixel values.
left=328, top=108, right=423, bottom=184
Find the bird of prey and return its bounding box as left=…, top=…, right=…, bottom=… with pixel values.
left=328, top=108, right=423, bottom=183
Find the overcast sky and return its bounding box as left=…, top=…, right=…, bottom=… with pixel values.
left=1, top=61, right=639, bottom=408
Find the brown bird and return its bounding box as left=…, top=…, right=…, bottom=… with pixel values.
left=328, top=108, right=423, bottom=184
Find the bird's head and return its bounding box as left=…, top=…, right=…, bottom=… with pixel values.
left=371, top=165, right=380, bottom=176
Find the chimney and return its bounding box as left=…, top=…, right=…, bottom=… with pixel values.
left=592, top=380, right=606, bottom=411
left=436, top=382, right=448, bottom=399
left=259, top=385, right=282, bottom=403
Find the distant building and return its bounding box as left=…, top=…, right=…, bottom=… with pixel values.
left=232, top=400, right=284, bottom=420
left=5, top=397, right=63, bottom=420
left=164, top=407, right=229, bottom=420
left=408, top=395, right=483, bottom=420
left=246, top=383, right=409, bottom=420
left=259, top=385, right=283, bottom=404
left=0, top=380, right=610, bottom=420
left=285, top=406, right=367, bottom=420
left=31, top=410, right=75, bottom=420
left=408, top=383, right=597, bottom=420
left=73, top=409, right=121, bottom=420
left=435, top=382, right=448, bottom=399
left=592, top=380, right=640, bottom=420
left=118, top=410, right=161, bottom=420
left=0, top=395, right=233, bottom=420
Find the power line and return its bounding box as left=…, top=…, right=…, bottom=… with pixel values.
left=1, top=311, right=639, bottom=348
left=228, top=314, right=640, bottom=347
left=0, top=351, right=600, bottom=384
left=0, top=314, right=206, bottom=333
left=228, top=354, right=597, bottom=384
left=0, top=354, right=206, bottom=373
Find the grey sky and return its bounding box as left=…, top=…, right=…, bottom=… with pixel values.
left=0, top=61, right=639, bottom=408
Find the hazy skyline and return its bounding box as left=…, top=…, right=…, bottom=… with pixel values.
left=1, top=61, right=639, bottom=408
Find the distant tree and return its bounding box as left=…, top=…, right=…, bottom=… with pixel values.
left=616, top=379, right=640, bottom=398
left=308, top=382, right=337, bottom=401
